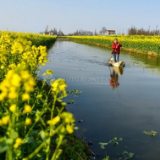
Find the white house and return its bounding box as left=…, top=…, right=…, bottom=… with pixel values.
left=106, top=30, right=116, bottom=35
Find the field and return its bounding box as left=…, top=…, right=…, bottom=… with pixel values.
left=0, top=31, right=85, bottom=160
left=1, top=31, right=160, bottom=160
left=65, top=35, right=160, bottom=56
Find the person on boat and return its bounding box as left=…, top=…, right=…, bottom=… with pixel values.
left=111, top=38, right=122, bottom=62
left=110, top=70, right=119, bottom=89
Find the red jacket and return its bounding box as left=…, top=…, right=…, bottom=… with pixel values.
left=112, top=42, right=122, bottom=54
left=110, top=74, right=119, bottom=89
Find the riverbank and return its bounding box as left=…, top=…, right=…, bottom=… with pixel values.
left=59, top=36, right=160, bottom=57
left=36, top=80, right=91, bottom=160
left=0, top=31, right=90, bottom=160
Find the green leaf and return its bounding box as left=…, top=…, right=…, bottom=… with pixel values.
left=128, top=152, right=134, bottom=158
left=23, top=137, right=38, bottom=147
left=119, top=137, right=123, bottom=141
left=114, top=137, right=117, bottom=140
left=0, top=144, right=8, bottom=154
left=99, top=142, right=108, bottom=149
left=143, top=130, right=158, bottom=136
left=103, top=156, right=109, bottom=160
left=67, top=100, right=75, bottom=104
left=99, top=142, right=108, bottom=145
left=123, top=151, right=128, bottom=154
left=121, top=151, right=134, bottom=159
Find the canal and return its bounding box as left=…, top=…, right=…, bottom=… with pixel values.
left=41, top=41, right=160, bottom=160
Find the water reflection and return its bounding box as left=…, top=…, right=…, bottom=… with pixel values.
left=109, top=67, right=124, bottom=89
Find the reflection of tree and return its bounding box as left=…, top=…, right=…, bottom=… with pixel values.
left=110, top=70, right=119, bottom=89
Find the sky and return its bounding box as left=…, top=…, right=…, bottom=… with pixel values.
left=0, top=0, right=160, bottom=34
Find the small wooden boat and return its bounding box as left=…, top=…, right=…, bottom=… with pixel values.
left=108, top=58, right=125, bottom=68
left=112, top=66, right=124, bottom=75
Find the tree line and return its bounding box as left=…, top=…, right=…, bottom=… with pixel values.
left=128, top=26, right=160, bottom=35
left=41, top=26, right=109, bottom=36
left=68, top=27, right=108, bottom=36
left=40, top=26, right=65, bottom=36
left=41, top=26, right=160, bottom=36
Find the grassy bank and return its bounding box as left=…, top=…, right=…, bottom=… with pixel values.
left=61, top=36, right=160, bottom=57
left=36, top=80, right=91, bottom=160
left=0, top=31, right=90, bottom=160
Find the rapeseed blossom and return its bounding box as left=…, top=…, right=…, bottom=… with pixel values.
left=14, top=138, right=23, bottom=148
left=23, top=105, right=32, bottom=114
left=9, top=104, right=17, bottom=113
left=22, top=93, right=30, bottom=101
left=25, top=118, right=32, bottom=126
left=43, top=69, right=53, bottom=76
left=47, top=116, right=60, bottom=126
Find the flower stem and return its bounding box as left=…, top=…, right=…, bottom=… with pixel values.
left=46, top=93, right=57, bottom=160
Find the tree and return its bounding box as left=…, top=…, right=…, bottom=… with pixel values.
left=53, top=28, right=57, bottom=35
left=128, top=26, right=160, bottom=35
left=44, top=25, right=49, bottom=34
left=94, top=29, right=98, bottom=35
left=100, top=27, right=107, bottom=35
left=99, top=30, right=102, bottom=35
left=57, top=29, right=64, bottom=36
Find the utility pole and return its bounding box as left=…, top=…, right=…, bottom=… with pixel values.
left=156, top=25, right=158, bottom=35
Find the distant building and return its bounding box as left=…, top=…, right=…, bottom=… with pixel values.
left=49, top=30, right=54, bottom=35
left=43, top=31, right=49, bottom=35
left=43, top=30, right=55, bottom=35
left=106, top=30, right=116, bottom=35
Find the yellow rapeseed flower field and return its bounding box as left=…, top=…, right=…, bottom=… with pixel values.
left=65, top=35, right=160, bottom=55
left=0, top=31, right=76, bottom=160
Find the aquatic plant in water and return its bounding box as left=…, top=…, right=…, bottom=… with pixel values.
left=143, top=130, right=158, bottom=136
left=99, top=137, right=123, bottom=149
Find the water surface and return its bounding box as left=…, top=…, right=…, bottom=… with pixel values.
left=41, top=41, right=160, bottom=160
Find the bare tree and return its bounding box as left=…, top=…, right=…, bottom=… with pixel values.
left=128, top=26, right=160, bottom=35
left=100, top=27, right=107, bottom=35
left=94, top=29, right=98, bottom=35
left=44, top=25, right=49, bottom=34
left=53, top=28, right=57, bottom=35
left=57, top=29, right=64, bottom=36
left=99, top=30, right=102, bottom=35
left=68, top=29, right=94, bottom=36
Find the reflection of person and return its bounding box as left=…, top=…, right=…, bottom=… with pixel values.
left=112, top=38, right=122, bottom=62
left=110, top=70, right=119, bottom=89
